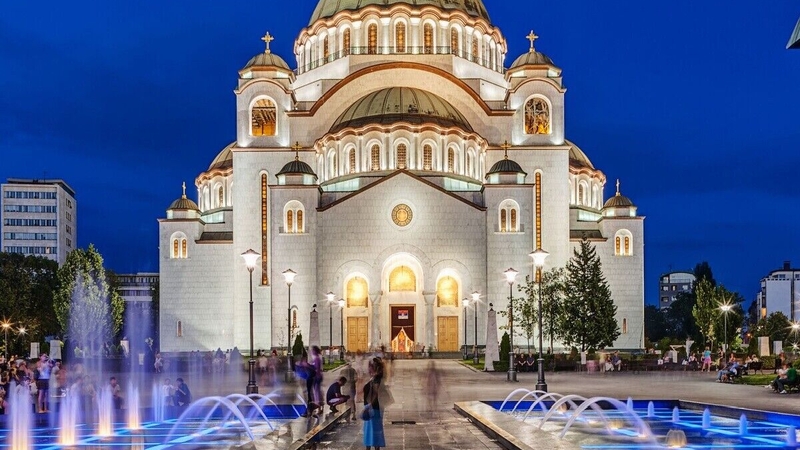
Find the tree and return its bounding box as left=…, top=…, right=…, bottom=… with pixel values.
left=53, top=245, right=124, bottom=355
left=644, top=305, right=670, bottom=343
left=664, top=292, right=699, bottom=341
left=0, top=253, right=60, bottom=354
left=754, top=312, right=791, bottom=350
left=540, top=268, right=566, bottom=354
left=560, top=237, right=619, bottom=352
left=712, top=285, right=744, bottom=353
left=516, top=275, right=539, bottom=352
left=692, top=278, right=717, bottom=347
left=499, top=331, right=511, bottom=364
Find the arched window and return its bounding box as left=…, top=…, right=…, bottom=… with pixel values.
left=524, top=97, right=551, bottom=135
left=436, top=275, right=459, bottom=307
left=424, top=23, right=433, bottom=54
left=450, top=28, right=459, bottom=55
left=217, top=186, right=224, bottom=207
left=371, top=145, right=380, bottom=170
left=396, top=22, right=406, bottom=53
left=331, top=152, right=338, bottom=178
left=622, top=318, right=628, bottom=334
left=396, top=144, right=407, bottom=169
left=471, top=36, right=478, bottom=61
left=323, top=35, right=329, bottom=60
left=578, top=184, right=585, bottom=206
left=170, top=232, right=188, bottom=259
left=389, top=266, right=416, bottom=292
left=423, top=145, right=432, bottom=170
left=499, top=200, right=520, bottom=233
left=343, top=28, right=351, bottom=56
left=348, top=148, right=356, bottom=174
left=347, top=276, right=368, bottom=307
left=466, top=152, right=473, bottom=177
left=447, top=148, right=455, bottom=173
left=176, top=320, right=183, bottom=337
left=614, top=230, right=633, bottom=256
left=368, top=24, right=378, bottom=54
left=284, top=201, right=306, bottom=234
left=251, top=98, right=276, bottom=136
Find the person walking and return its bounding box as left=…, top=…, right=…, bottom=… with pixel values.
left=310, top=346, right=323, bottom=413
left=362, top=357, right=386, bottom=450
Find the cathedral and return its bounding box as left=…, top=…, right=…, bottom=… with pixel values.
left=158, top=0, right=645, bottom=355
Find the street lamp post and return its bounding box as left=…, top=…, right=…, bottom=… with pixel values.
left=504, top=268, right=519, bottom=382
left=241, top=249, right=261, bottom=394
left=326, top=292, right=335, bottom=364
left=463, top=298, right=469, bottom=360
left=338, top=299, right=345, bottom=361
left=530, top=248, right=549, bottom=392
left=720, top=304, right=732, bottom=363
left=283, top=269, right=297, bottom=382
left=2, top=321, right=10, bottom=359
left=472, top=291, right=480, bottom=364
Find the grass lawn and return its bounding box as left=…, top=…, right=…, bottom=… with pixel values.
left=738, top=374, right=775, bottom=386
left=323, top=360, right=347, bottom=371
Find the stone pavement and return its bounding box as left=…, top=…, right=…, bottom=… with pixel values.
left=313, top=359, right=800, bottom=449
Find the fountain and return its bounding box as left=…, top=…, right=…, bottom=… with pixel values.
left=702, top=408, right=711, bottom=430
left=739, top=414, right=748, bottom=435
left=127, top=384, right=141, bottom=429
left=671, top=406, right=680, bottom=423
left=647, top=401, right=655, bottom=418
left=787, top=426, right=797, bottom=446
left=96, top=385, right=114, bottom=436
left=665, top=429, right=688, bottom=448
left=626, top=397, right=634, bottom=412
left=59, top=389, right=81, bottom=445
left=8, top=382, right=30, bottom=450
left=153, top=383, right=166, bottom=422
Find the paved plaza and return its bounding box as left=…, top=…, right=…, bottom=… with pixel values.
left=139, top=358, right=800, bottom=449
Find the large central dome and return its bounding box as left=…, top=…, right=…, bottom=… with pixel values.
left=330, top=87, right=472, bottom=133
left=309, top=0, right=490, bottom=25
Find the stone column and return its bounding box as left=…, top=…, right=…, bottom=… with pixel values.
left=423, top=292, right=436, bottom=351
left=371, top=291, right=382, bottom=350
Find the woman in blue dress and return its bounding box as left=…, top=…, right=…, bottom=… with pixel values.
left=363, top=357, right=386, bottom=449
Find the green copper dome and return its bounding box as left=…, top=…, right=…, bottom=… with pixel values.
left=309, top=0, right=491, bottom=26
left=330, top=87, right=472, bottom=133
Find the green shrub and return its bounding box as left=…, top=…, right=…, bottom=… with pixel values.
left=761, top=355, right=776, bottom=370
left=292, top=333, right=305, bottom=357
left=494, top=361, right=509, bottom=372
left=500, top=332, right=511, bottom=364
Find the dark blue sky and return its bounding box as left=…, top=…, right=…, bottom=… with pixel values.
left=1, top=1, right=798, bottom=305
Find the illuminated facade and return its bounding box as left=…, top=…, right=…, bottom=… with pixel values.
left=159, top=0, right=645, bottom=353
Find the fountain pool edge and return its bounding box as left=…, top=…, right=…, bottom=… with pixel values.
left=454, top=401, right=579, bottom=450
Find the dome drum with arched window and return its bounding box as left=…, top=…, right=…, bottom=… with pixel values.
left=485, top=157, right=526, bottom=185
left=277, top=159, right=318, bottom=186
left=167, top=183, right=201, bottom=220
left=603, top=180, right=637, bottom=217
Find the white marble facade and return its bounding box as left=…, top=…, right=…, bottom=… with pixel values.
left=159, top=0, right=645, bottom=354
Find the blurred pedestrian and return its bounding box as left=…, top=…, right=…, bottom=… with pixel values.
left=362, top=357, right=386, bottom=450
left=174, top=377, right=191, bottom=406
left=425, top=360, right=441, bottom=415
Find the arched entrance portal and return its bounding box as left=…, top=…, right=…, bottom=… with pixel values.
left=381, top=254, right=425, bottom=352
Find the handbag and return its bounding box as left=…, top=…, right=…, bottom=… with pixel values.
left=360, top=405, right=373, bottom=421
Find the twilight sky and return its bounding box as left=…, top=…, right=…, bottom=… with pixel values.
left=1, top=1, right=798, bottom=305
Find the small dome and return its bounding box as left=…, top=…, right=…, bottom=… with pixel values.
left=168, top=183, right=200, bottom=211
left=242, top=52, right=291, bottom=72
left=509, top=50, right=556, bottom=70
left=567, top=140, right=595, bottom=170
left=486, top=158, right=526, bottom=176
left=330, top=87, right=472, bottom=133
left=309, top=0, right=491, bottom=26
left=277, top=159, right=317, bottom=177
left=208, top=142, right=235, bottom=171
left=603, top=180, right=635, bottom=208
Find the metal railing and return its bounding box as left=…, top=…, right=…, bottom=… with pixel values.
left=295, top=46, right=505, bottom=75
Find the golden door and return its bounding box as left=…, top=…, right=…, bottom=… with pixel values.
left=437, top=316, right=459, bottom=352
left=347, top=317, right=369, bottom=352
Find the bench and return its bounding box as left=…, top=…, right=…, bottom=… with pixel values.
left=744, top=361, right=763, bottom=375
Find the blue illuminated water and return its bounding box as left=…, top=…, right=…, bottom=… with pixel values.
left=488, top=400, right=800, bottom=449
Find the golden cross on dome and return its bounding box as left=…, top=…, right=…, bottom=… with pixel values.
left=292, top=141, right=302, bottom=160
left=261, top=32, right=275, bottom=54
left=501, top=140, right=511, bottom=159
left=181, top=181, right=186, bottom=198
left=616, top=179, right=621, bottom=196
left=526, top=30, right=539, bottom=52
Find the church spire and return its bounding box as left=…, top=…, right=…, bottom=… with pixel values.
left=616, top=179, right=621, bottom=196
left=261, top=31, right=275, bottom=54
left=181, top=181, right=187, bottom=198
left=526, top=30, right=539, bottom=52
